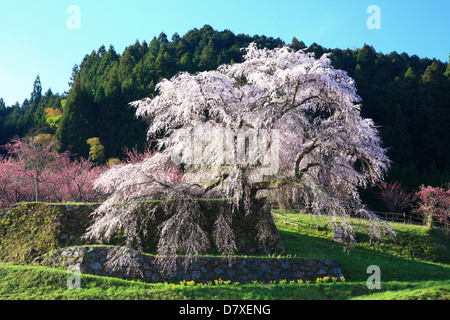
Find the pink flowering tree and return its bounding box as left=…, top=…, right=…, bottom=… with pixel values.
left=3, top=137, right=59, bottom=203
left=84, top=44, right=394, bottom=274
left=0, top=155, right=29, bottom=208
left=46, top=153, right=106, bottom=203
left=1, top=137, right=106, bottom=207
left=122, top=144, right=153, bottom=164
left=414, top=185, right=450, bottom=228
left=376, top=181, right=414, bottom=213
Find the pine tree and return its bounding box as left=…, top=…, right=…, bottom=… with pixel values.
left=24, top=75, right=43, bottom=129
left=290, top=37, right=306, bottom=51
left=199, top=38, right=217, bottom=70
left=30, top=75, right=43, bottom=106
left=57, top=77, right=95, bottom=158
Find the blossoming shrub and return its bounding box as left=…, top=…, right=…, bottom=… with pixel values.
left=414, top=185, right=450, bottom=228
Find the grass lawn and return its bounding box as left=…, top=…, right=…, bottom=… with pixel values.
left=0, top=210, right=449, bottom=300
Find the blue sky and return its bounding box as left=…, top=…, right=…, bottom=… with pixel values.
left=0, top=0, right=449, bottom=106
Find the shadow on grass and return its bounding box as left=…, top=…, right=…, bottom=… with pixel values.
left=277, top=228, right=450, bottom=283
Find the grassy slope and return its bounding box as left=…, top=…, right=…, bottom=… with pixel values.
left=0, top=209, right=449, bottom=300
left=274, top=211, right=450, bottom=283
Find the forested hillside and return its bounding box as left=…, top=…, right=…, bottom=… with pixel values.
left=1, top=25, right=449, bottom=191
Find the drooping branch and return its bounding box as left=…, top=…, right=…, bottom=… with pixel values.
left=85, top=43, right=392, bottom=276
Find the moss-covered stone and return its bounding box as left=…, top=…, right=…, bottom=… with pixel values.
left=0, top=203, right=96, bottom=263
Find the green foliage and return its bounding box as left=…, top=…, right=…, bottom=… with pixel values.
left=56, top=77, right=96, bottom=158
left=44, top=108, right=63, bottom=130
left=108, top=158, right=121, bottom=166
left=86, top=137, right=106, bottom=164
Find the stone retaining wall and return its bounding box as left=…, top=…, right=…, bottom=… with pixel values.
left=37, top=246, right=344, bottom=284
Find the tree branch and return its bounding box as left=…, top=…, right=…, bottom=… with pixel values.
left=202, top=172, right=230, bottom=194
left=294, top=139, right=319, bottom=176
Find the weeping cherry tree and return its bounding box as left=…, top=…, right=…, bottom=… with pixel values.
left=84, top=43, right=394, bottom=275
